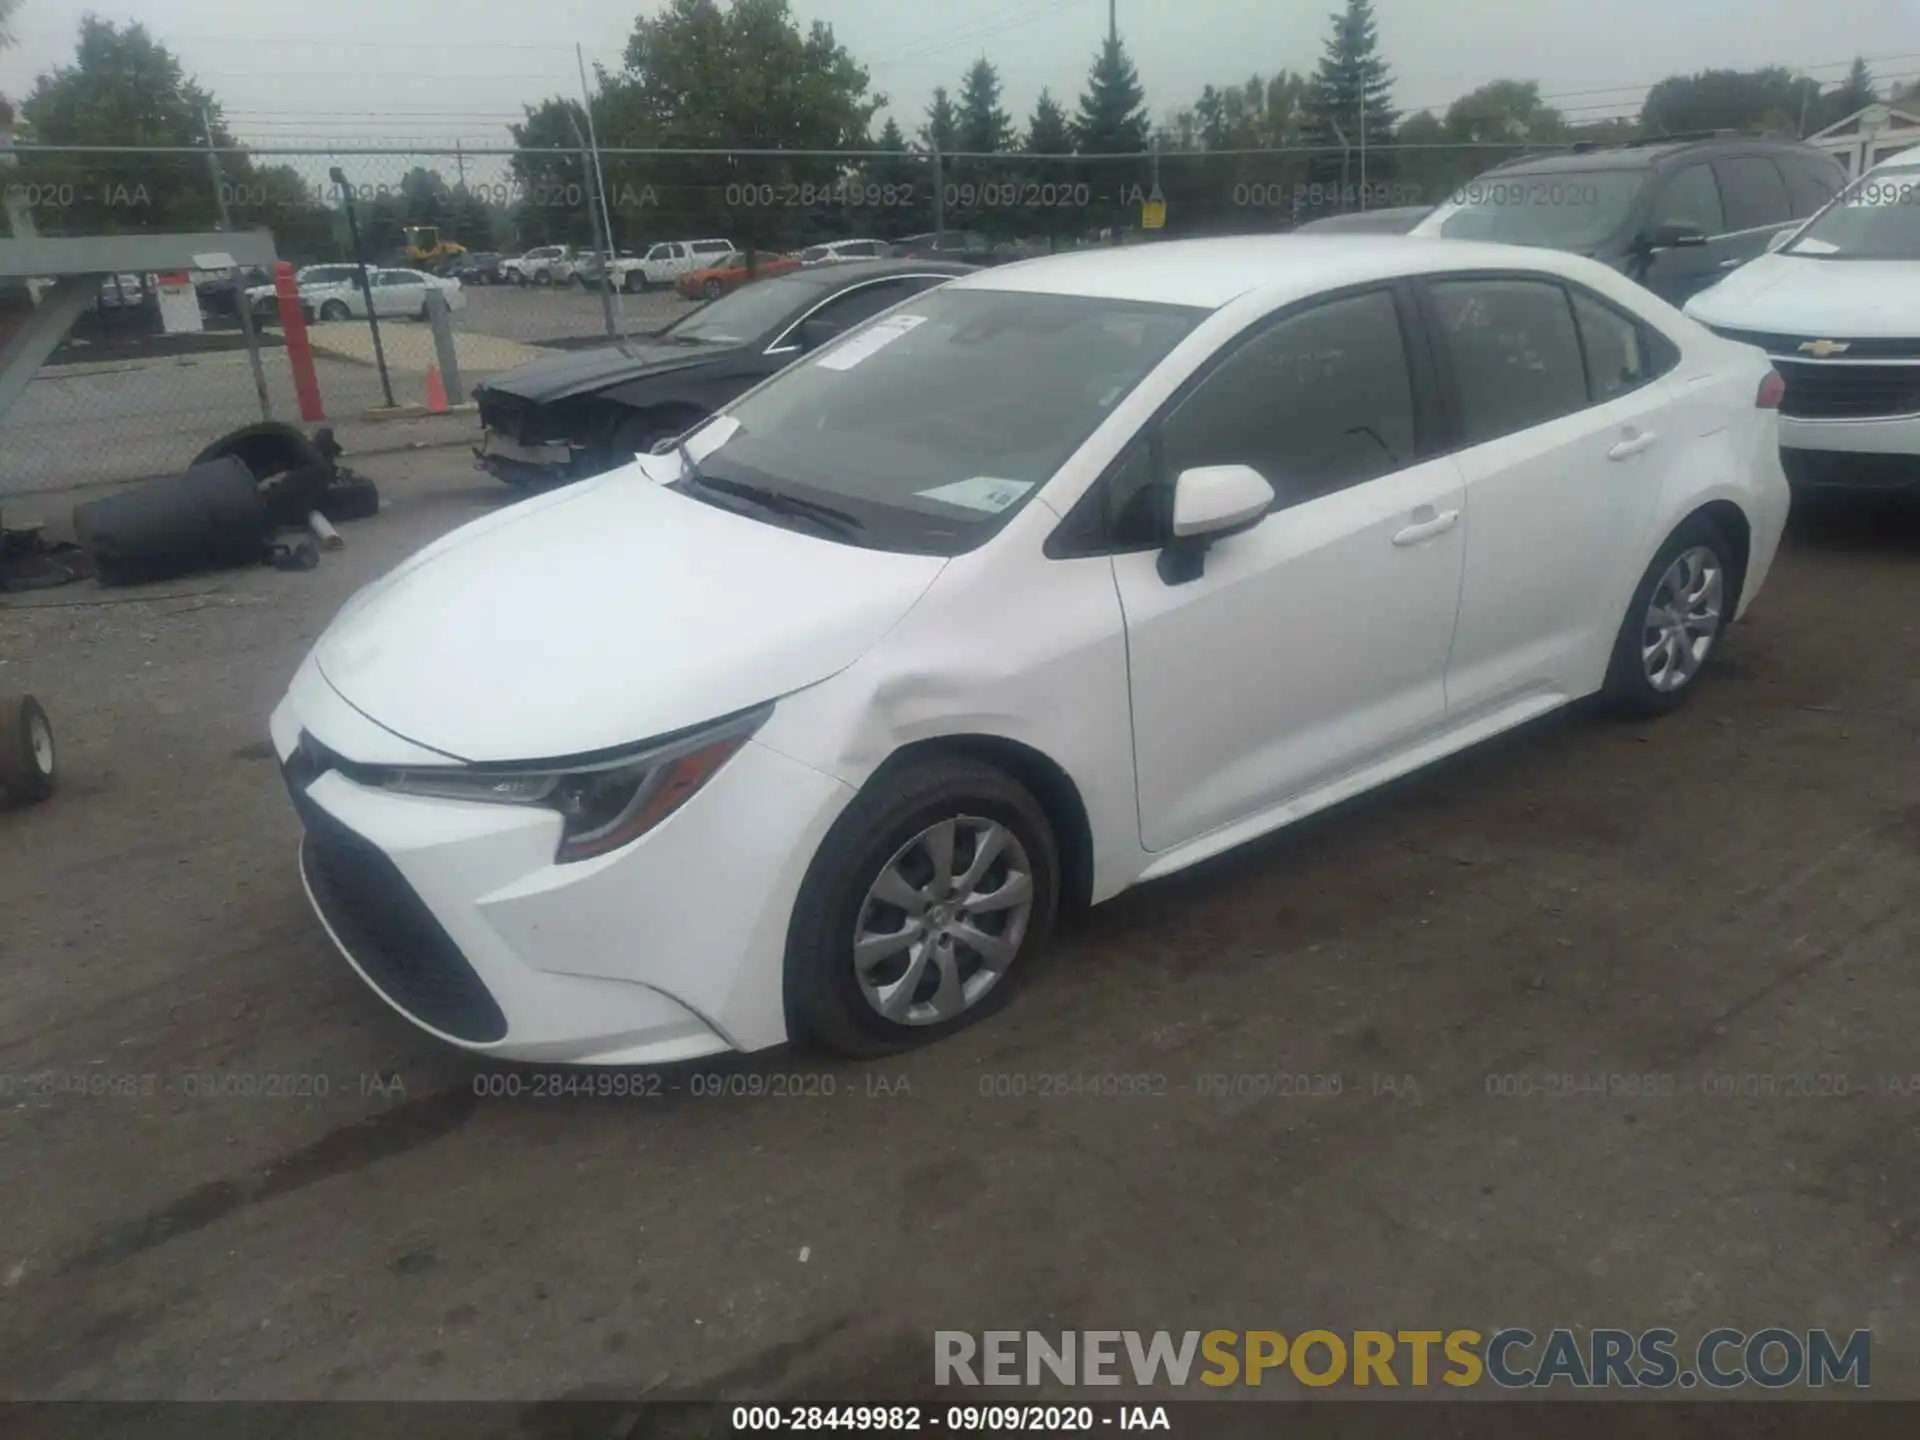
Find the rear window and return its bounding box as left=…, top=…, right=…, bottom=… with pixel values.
left=1414, top=169, right=1650, bottom=250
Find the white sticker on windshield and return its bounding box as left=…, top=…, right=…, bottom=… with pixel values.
left=815, top=313, right=927, bottom=371
left=916, top=476, right=1034, bottom=513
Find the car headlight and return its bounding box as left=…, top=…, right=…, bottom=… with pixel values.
left=380, top=703, right=770, bottom=863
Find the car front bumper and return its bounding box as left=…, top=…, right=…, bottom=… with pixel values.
left=1779, top=410, right=1920, bottom=493
left=270, top=664, right=853, bottom=1065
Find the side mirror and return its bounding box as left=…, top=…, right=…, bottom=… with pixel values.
left=1766, top=227, right=1796, bottom=253
left=1158, top=464, right=1276, bottom=585
left=1641, top=220, right=1708, bottom=252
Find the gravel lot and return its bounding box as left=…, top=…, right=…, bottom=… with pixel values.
left=1, top=453, right=1917, bottom=1409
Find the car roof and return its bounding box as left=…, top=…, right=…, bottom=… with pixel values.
left=778, top=257, right=976, bottom=290
left=1488, top=135, right=1828, bottom=175
left=945, top=234, right=1632, bottom=310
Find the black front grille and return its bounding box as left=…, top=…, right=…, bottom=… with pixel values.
left=1709, top=327, right=1920, bottom=361
left=285, top=743, right=508, bottom=1043
left=1775, top=360, right=1920, bottom=420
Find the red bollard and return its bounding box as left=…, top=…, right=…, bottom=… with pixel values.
left=274, top=262, right=325, bottom=422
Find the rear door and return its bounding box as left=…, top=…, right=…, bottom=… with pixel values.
left=1421, top=274, right=1677, bottom=715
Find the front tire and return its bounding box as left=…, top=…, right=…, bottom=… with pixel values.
left=702, top=278, right=723, bottom=300
left=1601, top=516, right=1734, bottom=718
left=318, top=300, right=350, bottom=322
left=787, top=756, right=1059, bottom=1058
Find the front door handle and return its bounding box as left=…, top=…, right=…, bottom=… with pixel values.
left=1392, top=508, right=1460, bottom=547
left=1719, top=257, right=1746, bottom=270
left=1608, top=429, right=1658, bottom=461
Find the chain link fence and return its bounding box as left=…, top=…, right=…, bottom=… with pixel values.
left=1, top=140, right=1533, bottom=497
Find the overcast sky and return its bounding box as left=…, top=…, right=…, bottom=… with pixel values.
left=4, top=0, right=1918, bottom=152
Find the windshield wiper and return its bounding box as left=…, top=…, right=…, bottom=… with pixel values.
left=684, top=470, right=866, bottom=540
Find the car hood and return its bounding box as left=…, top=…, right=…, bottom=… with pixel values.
left=311, top=469, right=947, bottom=763
left=1685, top=253, right=1920, bottom=337
left=479, top=339, right=738, bottom=404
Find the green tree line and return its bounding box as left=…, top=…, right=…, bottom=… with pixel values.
left=1, top=0, right=1906, bottom=260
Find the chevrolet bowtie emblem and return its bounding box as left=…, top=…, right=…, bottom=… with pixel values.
left=1799, top=339, right=1851, bottom=357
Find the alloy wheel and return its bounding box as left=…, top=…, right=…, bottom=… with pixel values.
left=1642, top=545, right=1723, bottom=693
left=852, top=816, right=1034, bottom=1026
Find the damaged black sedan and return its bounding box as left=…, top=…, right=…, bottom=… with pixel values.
left=472, top=259, right=973, bottom=487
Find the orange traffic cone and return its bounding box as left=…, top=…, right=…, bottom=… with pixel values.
left=425, top=363, right=449, bottom=414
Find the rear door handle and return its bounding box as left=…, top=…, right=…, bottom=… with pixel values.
left=1608, top=430, right=1658, bottom=461
left=1392, top=508, right=1460, bottom=546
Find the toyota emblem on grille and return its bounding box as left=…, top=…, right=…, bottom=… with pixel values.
left=1799, top=339, right=1851, bottom=358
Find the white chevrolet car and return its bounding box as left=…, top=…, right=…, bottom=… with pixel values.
left=1686, top=144, right=1920, bottom=497
left=272, top=236, right=1789, bottom=1065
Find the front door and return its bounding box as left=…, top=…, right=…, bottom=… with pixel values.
left=1110, top=287, right=1466, bottom=853
left=1637, top=161, right=1733, bottom=305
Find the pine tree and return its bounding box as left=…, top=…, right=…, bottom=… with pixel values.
left=1300, top=0, right=1399, bottom=191
left=1072, top=36, right=1150, bottom=154
left=956, top=57, right=1015, bottom=155
left=1025, top=89, right=1073, bottom=155
left=865, top=115, right=928, bottom=235
left=1815, top=56, right=1879, bottom=130
left=921, top=86, right=957, bottom=154
left=1019, top=88, right=1076, bottom=249
left=1073, top=36, right=1150, bottom=239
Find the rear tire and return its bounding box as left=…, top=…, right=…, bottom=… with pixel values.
left=702, top=278, right=723, bottom=300
left=0, top=694, right=57, bottom=804
left=1600, top=515, right=1735, bottom=718
left=787, top=756, right=1059, bottom=1058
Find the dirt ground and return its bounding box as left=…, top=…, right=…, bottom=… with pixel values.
left=1, top=450, right=1917, bottom=1410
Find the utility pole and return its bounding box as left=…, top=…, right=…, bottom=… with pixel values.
left=1108, top=0, right=1116, bottom=47
left=576, top=43, right=626, bottom=341
left=201, top=106, right=273, bottom=422
left=455, top=139, right=467, bottom=189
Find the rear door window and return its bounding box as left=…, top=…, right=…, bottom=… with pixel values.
left=1714, top=156, right=1794, bottom=231
left=1426, top=278, right=1591, bottom=446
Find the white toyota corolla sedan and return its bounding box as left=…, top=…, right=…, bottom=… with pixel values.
left=271, top=236, right=1790, bottom=1065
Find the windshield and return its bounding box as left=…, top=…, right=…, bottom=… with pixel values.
left=1785, top=166, right=1920, bottom=259
left=689, top=287, right=1206, bottom=554
left=663, top=271, right=829, bottom=344
left=1415, top=169, right=1649, bottom=249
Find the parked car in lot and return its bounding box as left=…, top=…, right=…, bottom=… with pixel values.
left=474, top=259, right=971, bottom=485
left=894, top=230, right=1000, bottom=265
left=1295, top=205, right=1432, bottom=234
left=675, top=249, right=803, bottom=300
left=501, top=245, right=575, bottom=286
left=245, top=263, right=367, bottom=322
left=1685, top=144, right=1920, bottom=497
left=306, top=267, right=464, bottom=321
left=1411, top=136, right=1847, bottom=306
left=277, top=235, right=1789, bottom=1065
left=798, top=238, right=895, bottom=265
left=443, top=251, right=504, bottom=285
left=594, top=238, right=736, bottom=293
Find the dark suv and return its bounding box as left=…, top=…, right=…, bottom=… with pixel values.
left=1411, top=134, right=1847, bottom=307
